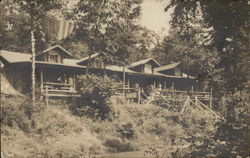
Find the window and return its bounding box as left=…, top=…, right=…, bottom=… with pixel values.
left=50, top=55, right=59, bottom=63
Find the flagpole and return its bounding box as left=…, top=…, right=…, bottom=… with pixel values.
left=31, top=29, right=36, bottom=102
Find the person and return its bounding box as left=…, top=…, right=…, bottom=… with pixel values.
left=158, top=84, right=162, bottom=90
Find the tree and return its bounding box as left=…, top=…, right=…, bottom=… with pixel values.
left=165, top=0, right=249, bottom=92
left=72, top=0, right=144, bottom=66
left=164, top=0, right=250, bottom=157
left=72, top=0, right=149, bottom=88
left=153, top=29, right=220, bottom=83
left=3, top=0, right=64, bottom=100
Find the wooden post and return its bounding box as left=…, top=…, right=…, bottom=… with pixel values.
left=181, top=95, right=190, bottom=114
left=40, top=67, right=43, bottom=91
left=128, top=78, right=130, bottom=88
left=164, top=81, right=167, bottom=89
left=31, top=30, right=36, bottom=102
left=172, top=82, right=175, bottom=95
left=73, top=72, right=76, bottom=92
left=153, top=80, right=156, bottom=89
left=138, top=87, right=141, bottom=104
left=195, top=95, right=198, bottom=107
left=123, top=66, right=126, bottom=94
left=45, top=85, right=49, bottom=109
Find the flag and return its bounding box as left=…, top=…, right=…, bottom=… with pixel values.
left=43, top=14, right=74, bottom=40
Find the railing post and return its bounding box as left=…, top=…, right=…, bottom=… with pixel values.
left=138, top=87, right=141, bottom=104
left=45, top=85, right=49, bottom=109
left=195, top=95, right=198, bottom=107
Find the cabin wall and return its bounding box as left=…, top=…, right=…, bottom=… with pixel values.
left=131, top=65, right=144, bottom=73
left=2, top=64, right=31, bottom=95
left=175, top=67, right=182, bottom=76
left=144, top=64, right=153, bottom=74
left=36, top=48, right=70, bottom=64
left=90, top=58, right=105, bottom=68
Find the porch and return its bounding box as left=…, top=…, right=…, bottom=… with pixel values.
left=36, top=62, right=84, bottom=97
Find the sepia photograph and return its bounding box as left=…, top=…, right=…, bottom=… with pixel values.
left=0, top=0, right=249, bottom=157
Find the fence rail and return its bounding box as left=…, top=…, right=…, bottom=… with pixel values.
left=42, top=82, right=76, bottom=93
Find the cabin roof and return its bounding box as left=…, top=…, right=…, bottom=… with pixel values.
left=154, top=71, right=194, bottom=79
left=0, top=50, right=31, bottom=63
left=36, top=45, right=72, bottom=57
left=35, top=61, right=86, bottom=69
left=63, top=58, right=80, bottom=66
left=106, top=65, right=136, bottom=73
left=0, top=50, right=85, bottom=69
left=129, top=58, right=161, bottom=68
left=154, top=62, right=181, bottom=72
left=76, top=52, right=104, bottom=64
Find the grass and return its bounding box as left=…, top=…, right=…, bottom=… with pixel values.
left=1, top=95, right=220, bottom=157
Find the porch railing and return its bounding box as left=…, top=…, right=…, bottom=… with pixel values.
left=41, top=82, right=76, bottom=93
left=157, top=89, right=212, bottom=101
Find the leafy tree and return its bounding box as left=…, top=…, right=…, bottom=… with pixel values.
left=73, top=74, right=122, bottom=120
left=71, top=0, right=158, bottom=67
left=165, top=0, right=249, bottom=91
left=0, top=0, right=64, bottom=52
left=1, top=0, right=64, bottom=100
left=153, top=29, right=220, bottom=83
left=163, top=0, right=250, bottom=157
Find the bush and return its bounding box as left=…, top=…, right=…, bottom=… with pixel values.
left=1, top=97, right=104, bottom=158
left=103, top=137, right=135, bottom=152
left=72, top=74, right=121, bottom=120
left=2, top=97, right=46, bottom=132
left=117, top=122, right=135, bottom=139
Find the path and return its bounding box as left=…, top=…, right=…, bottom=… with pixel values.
left=95, top=151, right=152, bottom=158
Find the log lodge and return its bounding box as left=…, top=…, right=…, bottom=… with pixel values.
left=0, top=45, right=208, bottom=103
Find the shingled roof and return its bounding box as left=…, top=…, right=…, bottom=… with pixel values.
left=129, top=58, right=161, bottom=68
left=76, top=53, right=100, bottom=64
left=0, top=50, right=31, bottom=63
left=36, top=45, right=73, bottom=57
left=0, top=50, right=86, bottom=69
left=154, top=62, right=181, bottom=72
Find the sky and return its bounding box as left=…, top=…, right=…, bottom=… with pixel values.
left=139, top=0, right=172, bottom=37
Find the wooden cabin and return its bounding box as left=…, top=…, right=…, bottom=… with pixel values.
left=153, top=62, right=196, bottom=91
left=0, top=45, right=197, bottom=101
left=128, top=58, right=161, bottom=74
left=0, top=45, right=85, bottom=98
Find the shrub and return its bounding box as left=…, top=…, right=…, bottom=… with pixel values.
left=117, top=122, right=135, bottom=139
left=2, top=97, right=46, bottom=132
left=103, top=137, right=135, bottom=152
left=72, top=74, right=121, bottom=120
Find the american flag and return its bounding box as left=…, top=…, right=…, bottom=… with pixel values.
left=43, top=14, right=74, bottom=41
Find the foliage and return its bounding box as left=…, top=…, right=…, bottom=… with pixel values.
left=117, top=122, right=135, bottom=139
left=103, top=137, right=135, bottom=152
left=72, top=74, right=121, bottom=120
left=1, top=97, right=46, bottom=132
left=212, top=92, right=249, bottom=157
left=165, top=0, right=249, bottom=91
left=71, top=0, right=157, bottom=66
left=152, top=30, right=220, bottom=83
left=161, top=1, right=250, bottom=157
left=1, top=97, right=103, bottom=158
left=0, top=0, right=64, bottom=52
